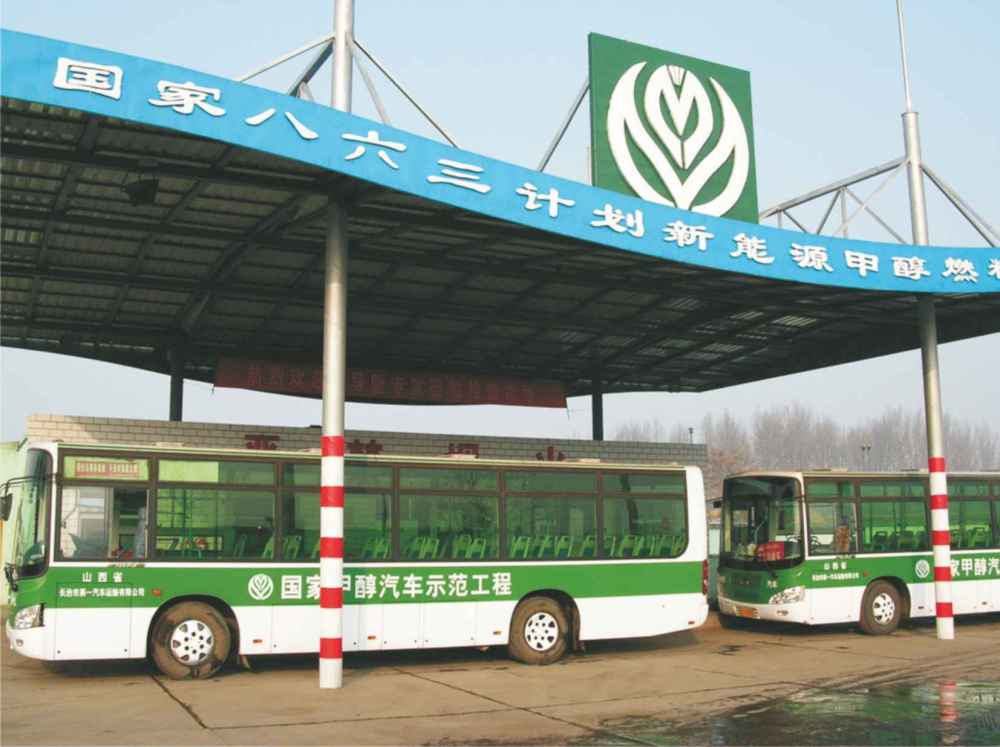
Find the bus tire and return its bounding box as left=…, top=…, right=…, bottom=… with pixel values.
left=859, top=581, right=902, bottom=635
left=508, top=596, right=569, bottom=665
left=150, top=601, right=232, bottom=679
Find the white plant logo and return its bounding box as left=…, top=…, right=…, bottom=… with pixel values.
left=914, top=559, right=931, bottom=579
left=248, top=573, right=274, bottom=600
left=607, top=62, right=750, bottom=216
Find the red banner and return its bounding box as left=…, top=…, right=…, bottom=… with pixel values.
left=215, top=358, right=566, bottom=408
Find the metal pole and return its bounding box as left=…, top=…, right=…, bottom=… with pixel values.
left=897, top=0, right=953, bottom=641
left=352, top=38, right=460, bottom=147
left=536, top=78, right=589, bottom=173
left=168, top=346, right=184, bottom=422
left=591, top=375, right=604, bottom=441
left=320, top=0, right=354, bottom=690
left=839, top=189, right=848, bottom=238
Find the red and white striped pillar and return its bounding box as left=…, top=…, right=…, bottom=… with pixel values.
left=319, top=0, right=354, bottom=689
left=928, top=455, right=954, bottom=639
left=319, top=435, right=345, bottom=687
left=898, top=1, right=954, bottom=641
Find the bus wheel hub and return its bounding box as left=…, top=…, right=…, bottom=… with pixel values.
left=524, top=611, right=559, bottom=651
left=872, top=592, right=896, bottom=624
left=169, top=619, right=214, bottom=665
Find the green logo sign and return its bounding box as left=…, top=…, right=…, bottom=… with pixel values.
left=588, top=33, right=759, bottom=223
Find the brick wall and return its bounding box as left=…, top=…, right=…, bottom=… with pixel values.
left=25, top=414, right=707, bottom=469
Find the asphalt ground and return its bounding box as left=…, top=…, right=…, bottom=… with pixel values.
left=3, top=612, right=1000, bottom=746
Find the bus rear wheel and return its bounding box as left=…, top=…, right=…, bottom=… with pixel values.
left=151, top=601, right=232, bottom=679
left=508, top=596, right=569, bottom=665
left=859, top=581, right=902, bottom=635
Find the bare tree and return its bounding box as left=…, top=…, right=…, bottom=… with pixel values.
left=613, top=404, right=1000, bottom=488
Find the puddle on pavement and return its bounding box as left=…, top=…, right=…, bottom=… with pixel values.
left=584, top=681, right=1000, bottom=746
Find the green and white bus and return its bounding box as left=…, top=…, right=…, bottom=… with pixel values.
left=4, top=441, right=708, bottom=678
left=716, top=470, right=1000, bottom=634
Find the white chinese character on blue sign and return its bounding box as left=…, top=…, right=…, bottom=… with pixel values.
left=790, top=244, right=833, bottom=272
left=245, top=108, right=318, bottom=140
left=892, top=256, right=931, bottom=281
left=942, top=258, right=978, bottom=283
left=592, top=203, right=644, bottom=237
left=845, top=250, right=879, bottom=277
left=427, top=159, right=491, bottom=194
left=731, top=233, right=774, bottom=264
left=149, top=81, right=225, bottom=117
left=516, top=182, right=575, bottom=218
left=53, top=57, right=122, bottom=100
left=343, top=130, right=406, bottom=169
left=663, top=219, right=713, bottom=251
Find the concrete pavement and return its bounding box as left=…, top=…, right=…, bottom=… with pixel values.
left=3, top=613, right=999, bottom=745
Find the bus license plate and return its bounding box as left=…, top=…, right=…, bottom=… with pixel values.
left=736, top=605, right=759, bottom=619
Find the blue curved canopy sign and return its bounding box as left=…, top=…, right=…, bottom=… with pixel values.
left=2, top=29, right=998, bottom=295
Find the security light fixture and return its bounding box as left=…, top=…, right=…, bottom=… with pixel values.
left=122, top=177, right=159, bottom=206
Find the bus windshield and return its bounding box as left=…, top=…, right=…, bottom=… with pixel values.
left=721, top=476, right=803, bottom=569
left=12, top=449, right=52, bottom=579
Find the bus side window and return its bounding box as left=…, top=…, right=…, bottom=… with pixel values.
left=807, top=501, right=856, bottom=555
left=60, top=486, right=149, bottom=560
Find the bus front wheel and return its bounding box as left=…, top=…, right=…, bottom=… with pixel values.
left=859, top=581, right=902, bottom=635
left=150, top=601, right=232, bottom=679
left=508, top=596, right=570, bottom=665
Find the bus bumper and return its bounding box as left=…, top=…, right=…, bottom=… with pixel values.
left=5, top=620, right=49, bottom=661
left=717, top=594, right=810, bottom=624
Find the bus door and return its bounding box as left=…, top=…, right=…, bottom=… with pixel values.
left=55, top=485, right=148, bottom=659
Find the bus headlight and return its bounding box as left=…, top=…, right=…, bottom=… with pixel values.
left=13, top=604, right=44, bottom=629
left=768, top=586, right=805, bottom=605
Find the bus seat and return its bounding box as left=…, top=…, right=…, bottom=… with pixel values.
left=403, top=536, right=423, bottom=559
left=949, top=529, right=962, bottom=548
left=553, top=535, right=572, bottom=558
left=533, top=535, right=554, bottom=559
left=509, top=535, right=531, bottom=559
left=604, top=535, right=618, bottom=558
left=451, top=534, right=472, bottom=558
left=373, top=537, right=390, bottom=559
left=898, top=530, right=916, bottom=551
left=418, top=537, right=440, bottom=560
left=970, top=527, right=989, bottom=548
left=671, top=534, right=686, bottom=556
left=466, top=536, right=487, bottom=559
left=579, top=535, right=596, bottom=558
left=871, top=531, right=888, bottom=551
left=646, top=535, right=663, bottom=557
left=261, top=537, right=274, bottom=559
left=616, top=535, right=638, bottom=558
left=232, top=535, right=247, bottom=558
left=310, top=537, right=321, bottom=559
left=284, top=534, right=302, bottom=559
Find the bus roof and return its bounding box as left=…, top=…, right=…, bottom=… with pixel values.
left=43, top=441, right=692, bottom=472
left=726, top=469, right=1000, bottom=480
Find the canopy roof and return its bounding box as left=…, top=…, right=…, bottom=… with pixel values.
left=2, top=30, right=998, bottom=398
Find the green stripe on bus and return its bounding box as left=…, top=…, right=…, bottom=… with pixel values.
left=15, top=561, right=702, bottom=610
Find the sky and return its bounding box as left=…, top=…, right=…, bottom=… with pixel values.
left=1, top=0, right=998, bottom=442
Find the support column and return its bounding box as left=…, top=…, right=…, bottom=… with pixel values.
left=898, top=0, right=952, bottom=640
left=168, top=346, right=184, bottom=422
left=319, top=0, right=354, bottom=690
left=591, top=374, right=604, bottom=441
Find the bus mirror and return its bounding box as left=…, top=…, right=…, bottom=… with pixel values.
left=0, top=491, right=11, bottom=522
